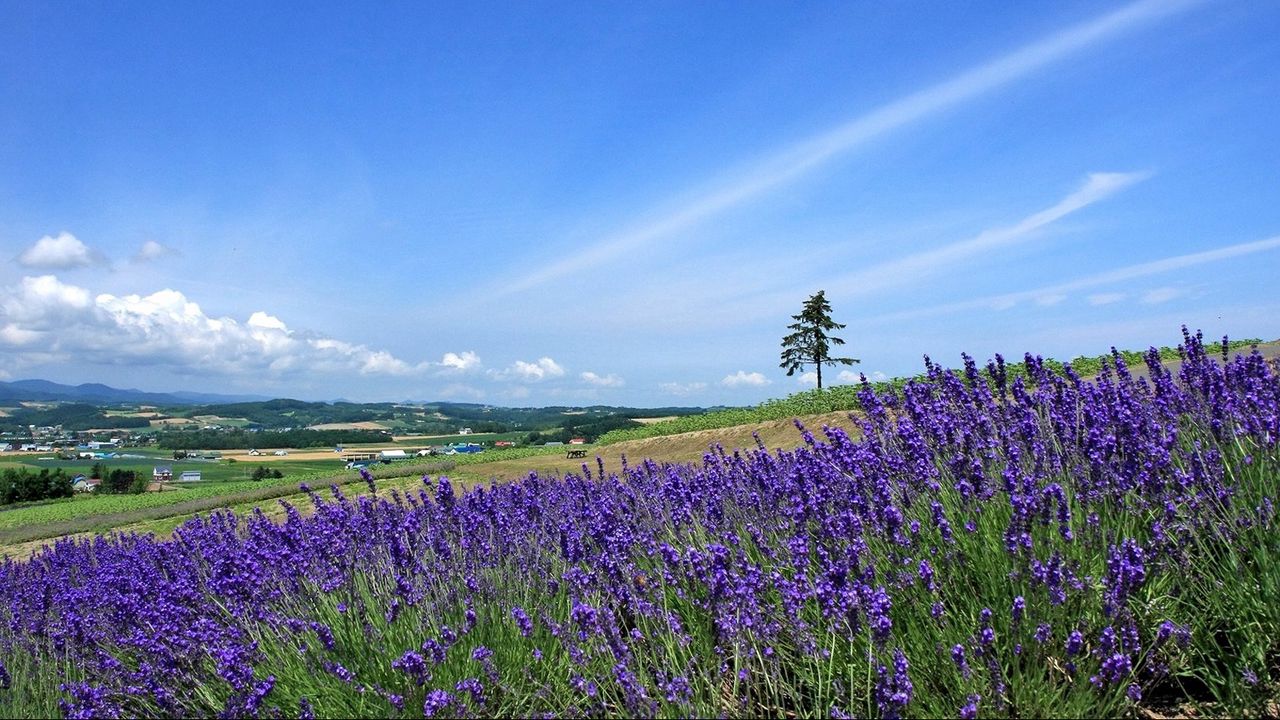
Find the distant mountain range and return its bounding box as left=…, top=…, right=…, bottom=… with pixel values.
left=0, top=379, right=271, bottom=406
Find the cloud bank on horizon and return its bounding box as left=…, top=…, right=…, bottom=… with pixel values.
left=1, top=0, right=1278, bottom=405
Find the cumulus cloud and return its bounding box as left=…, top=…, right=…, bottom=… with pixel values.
left=721, top=370, right=771, bottom=388
left=439, top=351, right=482, bottom=373
left=0, top=275, right=430, bottom=377
left=489, top=357, right=565, bottom=382
left=581, top=371, right=624, bottom=387
left=17, top=232, right=101, bottom=269
left=833, top=369, right=886, bottom=384
left=798, top=371, right=818, bottom=386
left=659, top=381, right=707, bottom=397
left=133, top=240, right=177, bottom=263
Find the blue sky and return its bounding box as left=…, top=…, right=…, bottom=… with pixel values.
left=2, top=0, right=1278, bottom=406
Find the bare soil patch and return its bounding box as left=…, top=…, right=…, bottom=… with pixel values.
left=633, top=416, right=678, bottom=425
left=308, top=421, right=390, bottom=431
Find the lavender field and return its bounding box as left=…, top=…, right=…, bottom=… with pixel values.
left=1, top=329, right=1277, bottom=718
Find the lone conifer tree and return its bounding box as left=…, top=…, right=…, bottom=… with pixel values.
left=779, top=290, right=858, bottom=389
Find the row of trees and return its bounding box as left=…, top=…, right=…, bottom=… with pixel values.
left=0, top=468, right=73, bottom=505
left=524, top=416, right=642, bottom=446
left=88, top=464, right=145, bottom=493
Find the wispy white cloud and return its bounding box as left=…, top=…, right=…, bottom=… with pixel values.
left=659, top=381, right=707, bottom=397
left=825, top=172, right=1148, bottom=298
left=17, top=232, right=103, bottom=269
left=1141, top=286, right=1182, bottom=304
left=871, top=235, right=1280, bottom=322
left=581, top=371, right=625, bottom=387
left=493, top=0, right=1195, bottom=297
left=722, top=370, right=771, bottom=388
left=0, top=275, right=431, bottom=377
left=1088, top=292, right=1127, bottom=306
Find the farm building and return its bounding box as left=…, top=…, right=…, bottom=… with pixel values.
left=179, top=471, right=203, bottom=482
left=153, top=466, right=173, bottom=482
left=569, top=438, right=586, bottom=445
left=379, top=449, right=407, bottom=461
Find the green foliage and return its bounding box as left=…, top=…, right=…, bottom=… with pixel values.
left=780, top=289, right=858, bottom=389
left=250, top=465, right=284, bottom=481
left=100, top=469, right=140, bottom=494
left=0, top=468, right=73, bottom=505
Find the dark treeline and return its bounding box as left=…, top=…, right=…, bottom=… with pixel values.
left=0, top=468, right=73, bottom=505
left=88, top=463, right=145, bottom=494
left=525, top=416, right=641, bottom=445
left=157, top=429, right=390, bottom=450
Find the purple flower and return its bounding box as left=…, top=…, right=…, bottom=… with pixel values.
left=423, top=689, right=455, bottom=718
left=1066, top=630, right=1084, bottom=657
left=875, top=649, right=913, bottom=720
left=951, top=644, right=971, bottom=678
left=511, top=606, right=533, bottom=637
left=392, top=650, right=430, bottom=684
left=456, top=677, right=485, bottom=706
left=959, top=694, right=980, bottom=720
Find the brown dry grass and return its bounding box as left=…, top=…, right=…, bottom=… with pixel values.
left=462, top=411, right=861, bottom=483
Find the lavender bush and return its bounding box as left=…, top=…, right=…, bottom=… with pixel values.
left=1, top=328, right=1277, bottom=718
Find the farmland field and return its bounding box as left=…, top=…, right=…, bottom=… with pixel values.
left=0, top=331, right=1277, bottom=718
